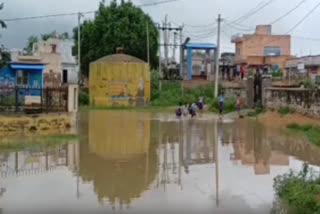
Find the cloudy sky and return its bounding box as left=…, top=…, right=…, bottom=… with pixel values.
left=1, top=0, right=320, bottom=56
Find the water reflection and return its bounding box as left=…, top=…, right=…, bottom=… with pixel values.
left=221, top=119, right=320, bottom=175
left=1, top=111, right=320, bottom=213
left=78, top=111, right=158, bottom=209
left=0, top=143, right=79, bottom=178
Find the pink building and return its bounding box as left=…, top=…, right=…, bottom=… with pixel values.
left=232, top=25, right=292, bottom=70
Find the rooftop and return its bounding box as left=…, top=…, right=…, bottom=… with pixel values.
left=94, top=54, right=145, bottom=63
left=185, top=43, right=217, bottom=50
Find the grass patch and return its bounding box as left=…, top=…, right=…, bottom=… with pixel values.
left=274, top=164, right=320, bottom=214
left=247, top=102, right=265, bottom=117
left=278, top=106, right=296, bottom=116
left=151, top=70, right=217, bottom=107
left=0, top=134, right=80, bottom=151
left=209, top=98, right=236, bottom=114
left=287, top=123, right=320, bottom=146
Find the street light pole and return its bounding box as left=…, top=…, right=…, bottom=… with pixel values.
left=214, top=14, right=222, bottom=98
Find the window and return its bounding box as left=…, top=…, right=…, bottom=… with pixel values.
left=265, top=27, right=271, bottom=35
left=16, top=70, right=29, bottom=86
left=264, top=46, right=281, bottom=56
left=62, top=69, right=68, bottom=84
left=51, top=44, right=57, bottom=53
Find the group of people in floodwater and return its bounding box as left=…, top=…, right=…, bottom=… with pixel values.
left=175, top=93, right=243, bottom=119
left=175, top=96, right=205, bottom=118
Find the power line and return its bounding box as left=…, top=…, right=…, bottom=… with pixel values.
left=3, top=0, right=181, bottom=22
left=292, top=35, right=320, bottom=42
left=286, top=1, right=320, bottom=33
left=224, top=0, right=275, bottom=28
left=270, top=0, right=307, bottom=25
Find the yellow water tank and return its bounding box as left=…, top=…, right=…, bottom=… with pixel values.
left=89, top=54, right=150, bottom=106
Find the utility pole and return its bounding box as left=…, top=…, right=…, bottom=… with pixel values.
left=146, top=21, right=150, bottom=66
left=172, top=32, right=177, bottom=60
left=163, top=15, right=169, bottom=68
left=77, top=12, right=83, bottom=85
left=179, top=26, right=184, bottom=78
left=214, top=14, right=222, bottom=98
left=158, top=24, right=162, bottom=91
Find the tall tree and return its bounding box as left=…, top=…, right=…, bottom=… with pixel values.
left=0, top=3, right=6, bottom=29
left=73, top=0, right=159, bottom=77
left=24, top=35, right=38, bottom=55
left=0, top=3, right=10, bottom=66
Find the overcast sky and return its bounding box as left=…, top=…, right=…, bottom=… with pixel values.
left=1, top=0, right=320, bottom=56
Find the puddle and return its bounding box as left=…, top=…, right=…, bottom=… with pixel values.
left=0, top=110, right=319, bottom=214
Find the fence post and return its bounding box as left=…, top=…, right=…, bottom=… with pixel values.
left=66, top=87, right=69, bottom=112
left=46, top=87, right=49, bottom=113
left=40, top=87, right=43, bottom=113
left=15, top=87, right=18, bottom=112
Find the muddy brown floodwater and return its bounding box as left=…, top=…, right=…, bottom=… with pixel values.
left=0, top=110, right=320, bottom=214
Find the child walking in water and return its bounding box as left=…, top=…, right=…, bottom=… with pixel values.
left=183, top=102, right=189, bottom=117
left=236, top=95, right=242, bottom=117
left=175, top=103, right=183, bottom=118
left=218, top=93, right=225, bottom=120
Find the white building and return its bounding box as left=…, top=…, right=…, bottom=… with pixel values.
left=33, top=37, right=78, bottom=86
left=10, top=37, right=79, bottom=87
left=59, top=40, right=78, bottom=84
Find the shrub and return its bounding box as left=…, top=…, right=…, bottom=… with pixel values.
left=210, top=98, right=236, bottom=113
left=272, top=69, right=283, bottom=78
left=150, top=70, right=217, bottom=107
left=247, top=101, right=265, bottom=117
left=79, top=91, right=89, bottom=106
left=278, top=106, right=295, bottom=116
left=274, top=164, right=320, bottom=214
left=304, top=78, right=316, bottom=89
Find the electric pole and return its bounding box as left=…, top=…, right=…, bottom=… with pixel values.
left=77, top=12, right=83, bottom=84
left=172, top=32, right=177, bottom=60
left=214, top=14, right=222, bottom=98
left=163, top=15, right=169, bottom=68
left=146, top=21, right=150, bottom=66
left=179, top=26, right=184, bottom=78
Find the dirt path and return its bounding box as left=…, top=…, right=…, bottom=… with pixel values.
left=257, top=111, right=320, bottom=129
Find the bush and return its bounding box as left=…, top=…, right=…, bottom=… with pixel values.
left=278, top=106, right=295, bottom=116
left=247, top=101, right=265, bottom=117
left=79, top=91, right=89, bottom=106
left=150, top=70, right=217, bottom=107
left=304, top=78, right=316, bottom=89
left=274, top=164, right=320, bottom=214
left=209, top=98, right=236, bottom=113
left=272, top=69, right=283, bottom=78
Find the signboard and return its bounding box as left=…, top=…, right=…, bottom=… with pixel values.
left=109, top=81, right=128, bottom=98
left=298, top=63, right=305, bottom=70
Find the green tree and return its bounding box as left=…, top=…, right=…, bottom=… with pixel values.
left=73, top=0, right=159, bottom=77
left=41, top=31, right=70, bottom=41
left=24, top=35, right=38, bottom=55
left=0, top=3, right=6, bottom=29
left=0, top=45, right=10, bottom=67
left=0, top=3, right=10, bottom=67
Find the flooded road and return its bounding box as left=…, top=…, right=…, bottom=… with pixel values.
left=0, top=110, right=320, bottom=214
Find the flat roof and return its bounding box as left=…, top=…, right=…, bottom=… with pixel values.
left=185, top=43, right=217, bottom=50
left=9, top=62, right=45, bottom=70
